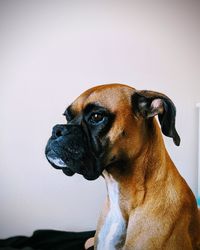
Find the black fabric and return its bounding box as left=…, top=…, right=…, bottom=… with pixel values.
left=0, top=230, right=95, bottom=250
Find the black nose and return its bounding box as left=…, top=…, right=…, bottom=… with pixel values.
left=52, top=124, right=68, bottom=138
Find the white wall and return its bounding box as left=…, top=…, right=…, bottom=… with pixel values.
left=0, top=0, right=200, bottom=238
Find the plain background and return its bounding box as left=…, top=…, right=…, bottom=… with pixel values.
left=0, top=0, right=200, bottom=238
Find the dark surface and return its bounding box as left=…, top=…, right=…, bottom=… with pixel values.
left=0, top=230, right=95, bottom=250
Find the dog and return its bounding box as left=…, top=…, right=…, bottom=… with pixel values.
left=45, top=83, right=200, bottom=249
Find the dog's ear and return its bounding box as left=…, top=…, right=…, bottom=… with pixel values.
left=132, top=90, right=180, bottom=146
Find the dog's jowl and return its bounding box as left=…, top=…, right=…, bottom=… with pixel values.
left=45, top=84, right=200, bottom=250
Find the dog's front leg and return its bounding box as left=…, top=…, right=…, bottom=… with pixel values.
left=123, top=212, right=193, bottom=250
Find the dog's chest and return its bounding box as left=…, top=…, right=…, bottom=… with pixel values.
left=97, top=180, right=126, bottom=250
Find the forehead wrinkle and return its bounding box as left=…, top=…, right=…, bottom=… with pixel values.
left=71, top=84, right=135, bottom=114
left=83, top=89, right=133, bottom=113
left=70, top=85, right=106, bottom=113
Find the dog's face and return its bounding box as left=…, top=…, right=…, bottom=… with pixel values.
left=45, top=84, right=180, bottom=180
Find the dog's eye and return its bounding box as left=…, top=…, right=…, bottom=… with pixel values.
left=89, top=113, right=104, bottom=124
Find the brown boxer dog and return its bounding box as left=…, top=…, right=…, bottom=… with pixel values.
left=45, top=84, right=200, bottom=249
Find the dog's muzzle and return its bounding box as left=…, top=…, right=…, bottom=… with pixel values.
left=45, top=124, right=102, bottom=180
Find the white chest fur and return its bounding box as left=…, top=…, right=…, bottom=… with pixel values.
left=97, top=173, right=126, bottom=250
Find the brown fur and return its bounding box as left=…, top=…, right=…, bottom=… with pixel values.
left=72, top=84, right=200, bottom=249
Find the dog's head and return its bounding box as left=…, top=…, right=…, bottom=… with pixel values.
left=45, top=84, right=180, bottom=180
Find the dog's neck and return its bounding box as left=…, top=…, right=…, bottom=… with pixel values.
left=103, top=119, right=172, bottom=217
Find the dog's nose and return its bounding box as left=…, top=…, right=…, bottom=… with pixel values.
left=52, top=124, right=68, bottom=138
